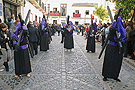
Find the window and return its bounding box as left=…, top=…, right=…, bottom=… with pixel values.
left=75, top=22, right=78, bottom=25
left=53, top=8, right=57, bottom=13
left=39, top=0, right=41, bottom=6
left=3, top=2, right=17, bottom=23
left=60, top=4, right=67, bottom=16
left=42, top=2, right=44, bottom=10
left=75, top=10, right=79, bottom=14
left=39, top=17, right=41, bottom=23
left=48, top=4, right=50, bottom=13
left=61, top=20, right=65, bottom=24
left=45, top=4, right=46, bottom=12
left=36, top=0, right=38, bottom=2
left=85, top=10, right=89, bottom=15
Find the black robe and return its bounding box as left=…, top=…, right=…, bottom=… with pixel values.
left=64, top=28, right=74, bottom=49
left=102, top=44, right=123, bottom=79
left=86, top=27, right=96, bottom=52
left=40, top=23, right=49, bottom=51
left=14, top=49, right=31, bottom=75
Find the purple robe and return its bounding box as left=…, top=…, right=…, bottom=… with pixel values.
left=12, top=22, right=28, bottom=49
left=40, top=18, right=48, bottom=34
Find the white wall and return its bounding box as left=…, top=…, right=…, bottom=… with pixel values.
left=21, top=0, right=43, bottom=24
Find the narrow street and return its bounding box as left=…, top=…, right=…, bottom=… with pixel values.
left=0, top=33, right=135, bottom=90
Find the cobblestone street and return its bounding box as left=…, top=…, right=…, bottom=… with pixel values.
left=0, top=33, right=135, bottom=90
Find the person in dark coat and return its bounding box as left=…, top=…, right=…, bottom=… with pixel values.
left=0, top=18, right=2, bottom=24
left=124, top=21, right=134, bottom=57
left=51, top=24, right=55, bottom=36
left=101, top=23, right=107, bottom=46
left=61, top=23, right=65, bottom=43
left=48, top=25, right=52, bottom=44
left=64, top=21, right=74, bottom=52
left=58, top=24, right=61, bottom=36
left=12, top=22, right=32, bottom=77
left=129, top=23, right=135, bottom=60
left=28, top=23, right=39, bottom=55
left=7, top=18, right=12, bottom=29
left=102, top=17, right=126, bottom=82
left=39, top=18, right=49, bottom=51
left=81, top=24, right=85, bottom=36
left=86, top=22, right=97, bottom=53
left=0, top=23, right=12, bottom=72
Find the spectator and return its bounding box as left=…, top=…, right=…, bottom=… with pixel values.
left=105, top=23, right=111, bottom=39
left=0, top=23, right=12, bottom=72
left=7, top=18, right=12, bottom=29
left=124, top=21, right=134, bottom=57
left=101, top=23, right=107, bottom=46
left=129, top=22, right=135, bottom=60
left=9, top=19, right=20, bottom=36
left=0, top=18, right=2, bottom=24
left=11, top=14, right=16, bottom=23
left=58, top=24, right=61, bottom=36
left=28, top=23, right=39, bottom=55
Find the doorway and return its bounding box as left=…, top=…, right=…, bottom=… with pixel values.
left=75, top=21, right=78, bottom=25
left=53, top=20, right=57, bottom=24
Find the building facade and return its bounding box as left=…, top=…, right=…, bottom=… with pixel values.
left=45, top=0, right=99, bottom=25
left=1, top=0, right=45, bottom=24
left=0, top=0, right=115, bottom=24
left=45, top=0, right=115, bottom=25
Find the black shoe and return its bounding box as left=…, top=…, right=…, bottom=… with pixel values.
left=103, top=77, right=108, bottom=81
left=130, top=57, right=135, bottom=60
left=3, top=62, right=9, bottom=72
left=124, top=55, right=127, bottom=57
left=87, top=50, right=89, bottom=53
left=113, top=78, right=121, bottom=82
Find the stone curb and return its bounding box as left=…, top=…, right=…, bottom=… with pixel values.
left=123, top=57, right=135, bottom=68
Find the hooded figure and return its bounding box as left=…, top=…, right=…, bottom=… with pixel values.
left=12, top=22, right=32, bottom=77
left=64, top=21, right=74, bottom=51
left=102, top=17, right=126, bottom=82
left=40, top=18, right=49, bottom=51
left=86, top=22, right=97, bottom=53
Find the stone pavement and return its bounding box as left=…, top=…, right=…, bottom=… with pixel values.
left=0, top=32, right=135, bottom=90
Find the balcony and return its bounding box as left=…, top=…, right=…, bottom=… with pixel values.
left=73, top=14, right=81, bottom=18
left=49, top=12, right=60, bottom=16
left=73, top=14, right=81, bottom=17
left=27, top=0, right=45, bottom=12
left=3, top=0, right=21, bottom=6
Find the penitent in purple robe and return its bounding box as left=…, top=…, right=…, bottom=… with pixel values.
left=12, top=22, right=32, bottom=75
left=102, top=17, right=126, bottom=79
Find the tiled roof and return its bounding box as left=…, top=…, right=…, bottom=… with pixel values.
left=72, top=3, right=98, bottom=7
